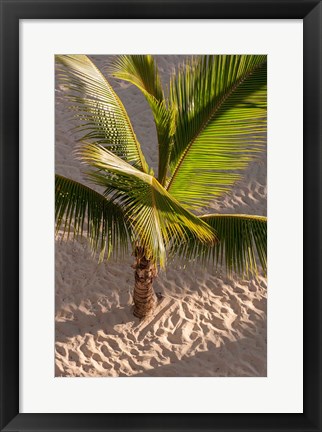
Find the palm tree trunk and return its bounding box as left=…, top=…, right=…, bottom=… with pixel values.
left=132, top=247, right=157, bottom=319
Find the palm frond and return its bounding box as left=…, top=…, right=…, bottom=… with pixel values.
left=55, top=174, right=130, bottom=261
left=149, top=100, right=177, bottom=185
left=78, top=143, right=218, bottom=267
left=167, top=55, right=267, bottom=210
left=109, top=55, right=164, bottom=102
left=109, top=55, right=176, bottom=186
left=56, top=54, right=149, bottom=172
left=177, top=214, right=267, bottom=276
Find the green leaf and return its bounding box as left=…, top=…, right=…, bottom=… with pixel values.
left=55, top=174, right=130, bottom=262
left=167, top=55, right=267, bottom=210
left=109, top=55, right=164, bottom=102
left=78, top=143, right=218, bottom=267
left=109, top=55, right=177, bottom=186
left=56, top=54, right=149, bottom=172
left=180, top=214, right=267, bottom=276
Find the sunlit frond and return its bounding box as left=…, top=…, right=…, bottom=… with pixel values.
left=78, top=143, right=218, bottom=267
left=109, top=55, right=176, bottom=186
left=167, top=55, right=267, bottom=210
left=56, top=54, right=149, bottom=172
left=109, top=55, right=164, bottom=102
left=55, top=174, right=130, bottom=261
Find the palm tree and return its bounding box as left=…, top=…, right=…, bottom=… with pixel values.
left=55, top=54, right=267, bottom=319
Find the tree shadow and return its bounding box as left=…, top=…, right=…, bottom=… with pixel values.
left=55, top=294, right=266, bottom=378
left=55, top=301, right=138, bottom=343
left=133, top=335, right=267, bottom=377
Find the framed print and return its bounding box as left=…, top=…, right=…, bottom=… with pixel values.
left=0, top=0, right=321, bottom=431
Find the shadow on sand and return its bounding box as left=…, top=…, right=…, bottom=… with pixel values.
left=55, top=296, right=266, bottom=377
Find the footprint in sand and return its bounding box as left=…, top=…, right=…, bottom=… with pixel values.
left=55, top=345, right=67, bottom=357
left=92, top=353, right=103, bottom=363
left=68, top=350, right=80, bottom=364
left=100, top=344, right=110, bottom=358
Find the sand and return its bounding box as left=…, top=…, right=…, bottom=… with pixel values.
left=55, top=55, right=267, bottom=377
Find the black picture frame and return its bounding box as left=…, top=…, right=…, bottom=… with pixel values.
left=1, top=1, right=321, bottom=431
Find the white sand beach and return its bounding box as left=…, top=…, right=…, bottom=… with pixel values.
left=55, top=55, right=267, bottom=377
